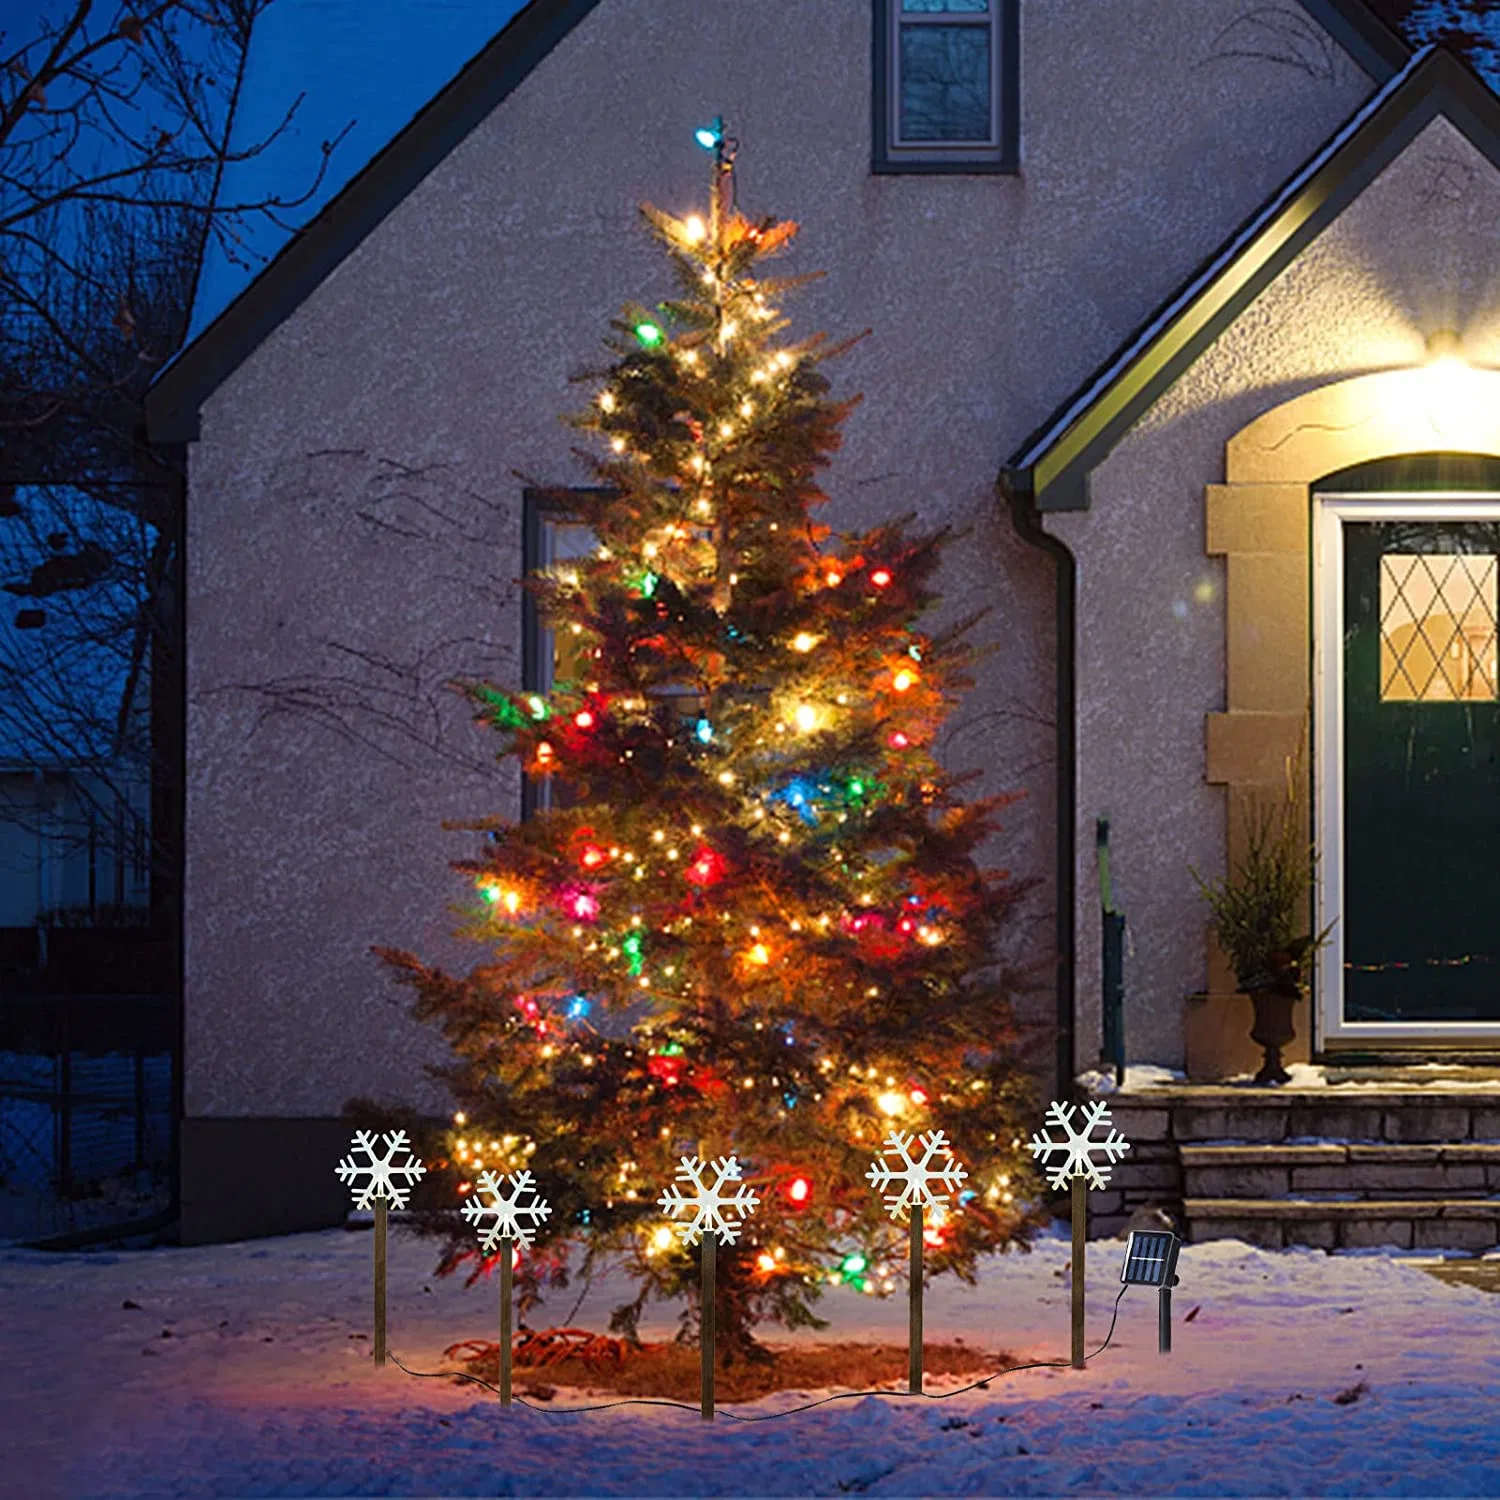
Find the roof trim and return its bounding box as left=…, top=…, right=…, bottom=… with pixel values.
left=1296, top=0, right=1408, bottom=83
left=144, top=0, right=605, bottom=443
left=1005, top=46, right=1500, bottom=513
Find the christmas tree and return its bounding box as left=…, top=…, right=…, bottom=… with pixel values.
left=373, top=125, right=1048, bottom=1359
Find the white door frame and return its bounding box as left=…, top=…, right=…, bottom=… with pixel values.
left=1314, top=492, right=1500, bottom=1047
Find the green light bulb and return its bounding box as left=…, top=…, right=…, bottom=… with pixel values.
left=622, top=931, right=645, bottom=976
left=634, top=321, right=664, bottom=348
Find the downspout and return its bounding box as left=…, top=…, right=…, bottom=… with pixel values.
left=997, top=467, right=1077, bottom=1105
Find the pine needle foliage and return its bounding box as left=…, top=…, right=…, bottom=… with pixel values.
left=373, top=176, right=1048, bottom=1357
left=1193, top=742, right=1333, bottom=996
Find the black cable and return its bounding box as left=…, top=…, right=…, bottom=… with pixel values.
left=387, top=1282, right=1131, bottom=1421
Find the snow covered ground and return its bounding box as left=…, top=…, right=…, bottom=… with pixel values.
left=5, top=1219, right=1500, bottom=1498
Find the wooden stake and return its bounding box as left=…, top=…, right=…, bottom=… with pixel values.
left=374, top=1196, right=387, bottom=1367
left=701, top=1231, right=716, bottom=1421
left=909, top=1204, right=924, bottom=1394
left=1071, top=1176, right=1085, bottom=1369
left=499, top=1237, right=513, bottom=1405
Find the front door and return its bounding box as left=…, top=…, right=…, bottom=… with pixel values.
left=1316, top=495, right=1500, bottom=1045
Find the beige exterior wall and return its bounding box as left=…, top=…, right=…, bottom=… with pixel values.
left=1047, top=115, right=1500, bottom=1074
left=185, top=0, right=1373, bottom=1117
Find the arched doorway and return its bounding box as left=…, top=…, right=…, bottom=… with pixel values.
left=1213, top=370, right=1500, bottom=1056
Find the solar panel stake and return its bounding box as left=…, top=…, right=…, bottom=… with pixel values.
left=1121, top=1228, right=1183, bottom=1356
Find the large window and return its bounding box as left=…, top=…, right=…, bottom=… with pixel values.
left=521, top=490, right=599, bottom=817
left=873, top=0, right=1017, bottom=173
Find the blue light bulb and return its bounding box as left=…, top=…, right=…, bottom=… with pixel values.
left=695, top=717, right=714, bottom=744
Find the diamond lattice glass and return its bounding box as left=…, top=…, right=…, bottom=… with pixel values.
left=1380, top=553, right=1499, bottom=702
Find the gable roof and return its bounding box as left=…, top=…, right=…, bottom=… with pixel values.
left=1002, top=44, right=1500, bottom=513
left=181, top=0, right=532, bottom=354
left=144, top=0, right=603, bottom=443
left=144, top=0, right=1409, bottom=447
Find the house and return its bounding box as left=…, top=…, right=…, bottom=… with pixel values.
left=146, top=0, right=1500, bottom=1250
left=0, top=483, right=155, bottom=950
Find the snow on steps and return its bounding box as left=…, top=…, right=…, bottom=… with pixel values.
left=1077, top=1064, right=1500, bottom=1253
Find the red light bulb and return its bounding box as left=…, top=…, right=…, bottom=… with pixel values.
left=870, top=568, right=892, bottom=588
left=574, top=709, right=595, bottom=729
left=684, top=845, right=724, bottom=887
left=787, top=1175, right=811, bottom=1204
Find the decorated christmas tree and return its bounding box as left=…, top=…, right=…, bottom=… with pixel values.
left=373, top=126, right=1048, bottom=1359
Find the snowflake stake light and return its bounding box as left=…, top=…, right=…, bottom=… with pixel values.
left=866, top=1129, right=968, bottom=1221
left=658, top=1154, right=761, bottom=1245
left=461, top=1169, right=553, bottom=1252
left=1027, top=1099, right=1131, bottom=1191
left=335, top=1129, right=428, bottom=1209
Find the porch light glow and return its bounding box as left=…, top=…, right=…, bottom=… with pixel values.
left=1418, top=329, right=1491, bottom=437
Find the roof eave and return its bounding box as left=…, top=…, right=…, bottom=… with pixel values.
left=1297, top=0, right=1409, bottom=84
left=1013, top=46, right=1500, bottom=515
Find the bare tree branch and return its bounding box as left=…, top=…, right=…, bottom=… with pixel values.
left=0, top=0, right=354, bottom=932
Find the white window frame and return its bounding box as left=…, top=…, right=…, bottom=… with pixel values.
left=1314, top=491, right=1500, bottom=1047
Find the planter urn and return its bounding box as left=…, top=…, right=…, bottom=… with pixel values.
left=1247, top=987, right=1297, bottom=1086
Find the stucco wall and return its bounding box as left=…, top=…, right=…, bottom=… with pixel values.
left=1049, top=114, right=1500, bottom=1071
left=185, top=0, right=1373, bottom=1117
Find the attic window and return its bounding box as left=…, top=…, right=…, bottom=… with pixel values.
left=874, top=0, right=1017, bottom=174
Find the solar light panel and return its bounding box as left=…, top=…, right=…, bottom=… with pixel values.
left=1121, top=1228, right=1181, bottom=1287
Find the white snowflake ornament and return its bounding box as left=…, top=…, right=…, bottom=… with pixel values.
left=1027, top=1099, right=1131, bottom=1190
left=335, top=1129, right=428, bottom=1210
left=658, top=1154, right=761, bottom=1245
left=866, top=1129, right=968, bottom=1222
left=461, top=1168, right=553, bottom=1252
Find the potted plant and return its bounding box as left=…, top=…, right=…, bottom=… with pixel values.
left=1193, top=753, right=1333, bottom=1086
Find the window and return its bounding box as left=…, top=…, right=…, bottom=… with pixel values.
left=1380, top=552, right=1499, bottom=702
left=521, top=490, right=600, bottom=817
left=520, top=488, right=721, bottom=819
left=874, top=0, right=1017, bottom=173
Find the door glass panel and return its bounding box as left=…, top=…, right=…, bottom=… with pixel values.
left=1380, top=553, right=1498, bottom=701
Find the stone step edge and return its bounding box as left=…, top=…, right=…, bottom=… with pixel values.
left=1185, top=1197, right=1500, bottom=1220
left=1104, top=1089, right=1500, bottom=1107
left=1180, top=1143, right=1500, bottom=1164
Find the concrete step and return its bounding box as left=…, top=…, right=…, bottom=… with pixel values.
left=1180, top=1142, right=1500, bottom=1198
left=1184, top=1196, right=1500, bottom=1252
left=1107, top=1089, right=1500, bottom=1145
left=1083, top=1087, right=1500, bottom=1244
